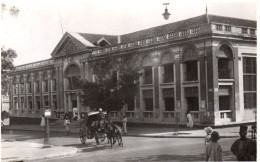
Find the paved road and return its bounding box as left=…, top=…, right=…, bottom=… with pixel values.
left=2, top=130, right=237, bottom=161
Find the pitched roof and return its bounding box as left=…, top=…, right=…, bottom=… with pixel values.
left=119, top=14, right=256, bottom=43
left=74, top=14, right=256, bottom=46
left=78, top=33, right=118, bottom=45
left=208, top=14, right=256, bottom=28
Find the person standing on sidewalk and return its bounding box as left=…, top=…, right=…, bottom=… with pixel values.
left=231, top=125, right=256, bottom=161
left=64, top=116, right=71, bottom=135
left=204, top=126, right=213, bottom=145
left=186, top=110, right=193, bottom=130
left=40, top=114, right=46, bottom=127
left=122, top=115, right=127, bottom=134
left=205, top=131, right=222, bottom=162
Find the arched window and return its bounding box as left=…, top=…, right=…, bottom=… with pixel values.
left=35, top=73, right=40, bottom=93
left=65, top=64, right=81, bottom=90
left=161, top=52, right=174, bottom=83
left=142, top=55, right=153, bottom=84
left=27, top=74, right=32, bottom=93
left=43, top=72, right=48, bottom=92
left=183, top=47, right=198, bottom=81
left=52, top=70, right=56, bottom=91
left=217, top=44, right=234, bottom=79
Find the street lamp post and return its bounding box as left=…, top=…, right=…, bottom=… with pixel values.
left=43, top=106, right=51, bottom=148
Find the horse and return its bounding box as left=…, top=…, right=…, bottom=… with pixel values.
left=106, top=122, right=123, bottom=148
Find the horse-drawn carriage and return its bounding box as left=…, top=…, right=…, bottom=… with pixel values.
left=79, top=111, right=123, bottom=148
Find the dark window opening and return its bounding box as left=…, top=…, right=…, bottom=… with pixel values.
left=28, top=83, right=32, bottom=93
left=37, top=101, right=40, bottom=110
left=187, top=97, right=199, bottom=111
left=68, top=76, right=80, bottom=90
left=164, top=97, right=175, bottom=111
left=144, top=67, right=153, bottom=84
left=144, top=98, right=153, bottom=111
left=72, top=100, right=77, bottom=108
left=243, top=57, right=256, bottom=109
left=243, top=57, right=256, bottom=74
left=163, top=63, right=174, bottom=83
left=218, top=58, right=232, bottom=79
left=127, top=99, right=135, bottom=111
left=20, top=84, right=24, bottom=94
left=43, top=81, right=48, bottom=92
left=111, top=71, right=117, bottom=87
left=53, top=101, right=57, bottom=110
left=244, top=93, right=256, bottom=108
left=35, top=82, right=40, bottom=93
left=45, top=101, right=49, bottom=108
left=52, top=80, right=56, bottom=91
left=185, top=61, right=198, bottom=81
left=28, top=102, right=32, bottom=109
left=219, top=96, right=230, bottom=110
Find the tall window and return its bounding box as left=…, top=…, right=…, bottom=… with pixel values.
left=143, top=90, right=153, bottom=111
left=243, top=57, right=256, bottom=108
left=144, top=67, right=153, bottom=84
left=163, top=88, right=175, bottom=111
left=35, top=82, right=40, bottom=93
left=218, top=45, right=233, bottom=79
left=163, top=63, right=174, bottom=83
left=186, top=60, right=198, bottom=81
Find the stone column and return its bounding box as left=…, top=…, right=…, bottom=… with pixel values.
left=9, top=76, right=13, bottom=112
left=64, top=92, right=68, bottom=112
left=54, top=66, right=60, bottom=111
left=31, top=73, right=35, bottom=111
left=68, top=92, right=71, bottom=111
left=39, top=71, right=43, bottom=111
left=24, top=74, right=28, bottom=110
left=80, top=62, right=85, bottom=80
left=77, top=92, right=80, bottom=119
left=17, top=75, right=20, bottom=113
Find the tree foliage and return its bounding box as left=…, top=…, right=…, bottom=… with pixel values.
left=1, top=48, right=17, bottom=95
left=80, top=55, right=141, bottom=113
left=1, top=3, right=19, bottom=19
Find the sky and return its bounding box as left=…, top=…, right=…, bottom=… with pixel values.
left=0, top=0, right=258, bottom=66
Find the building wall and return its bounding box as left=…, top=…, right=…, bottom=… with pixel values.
left=8, top=19, right=257, bottom=126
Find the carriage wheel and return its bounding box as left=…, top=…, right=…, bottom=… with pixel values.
left=79, top=128, right=86, bottom=144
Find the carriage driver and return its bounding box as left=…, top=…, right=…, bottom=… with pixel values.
left=98, top=108, right=105, bottom=129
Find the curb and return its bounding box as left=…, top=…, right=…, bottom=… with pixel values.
left=27, top=147, right=79, bottom=162
left=1, top=146, right=79, bottom=162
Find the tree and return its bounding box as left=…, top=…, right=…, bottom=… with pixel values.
left=1, top=3, right=19, bottom=19
left=1, top=48, right=17, bottom=95
left=80, top=55, right=141, bottom=113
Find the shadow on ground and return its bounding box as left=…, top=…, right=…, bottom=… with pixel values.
left=122, top=151, right=236, bottom=162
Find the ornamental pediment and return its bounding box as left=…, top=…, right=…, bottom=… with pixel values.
left=51, top=32, right=96, bottom=58
left=57, top=38, right=86, bottom=56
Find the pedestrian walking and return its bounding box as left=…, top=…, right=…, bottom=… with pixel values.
left=40, top=115, right=45, bottom=127
left=64, top=116, right=71, bottom=135
left=186, top=110, right=193, bottom=129
left=205, top=131, right=222, bottom=162
left=204, top=126, right=213, bottom=145
left=231, top=125, right=256, bottom=161
left=122, top=115, right=127, bottom=134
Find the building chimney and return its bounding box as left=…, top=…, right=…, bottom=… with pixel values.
left=117, top=35, right=121, bottom=44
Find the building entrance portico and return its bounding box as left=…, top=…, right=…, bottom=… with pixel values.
left=65, top=90, right=81, bottom=118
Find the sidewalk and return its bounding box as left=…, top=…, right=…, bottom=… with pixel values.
left=2, top=120, right=254, bottom=162
left=2, top=119, right=248, bottom=138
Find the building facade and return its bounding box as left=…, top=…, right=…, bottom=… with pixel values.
left=8, top=14, right=257, bottom=125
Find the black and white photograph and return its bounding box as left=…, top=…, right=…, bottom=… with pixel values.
left=1, top=0, right=258, bottom=161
